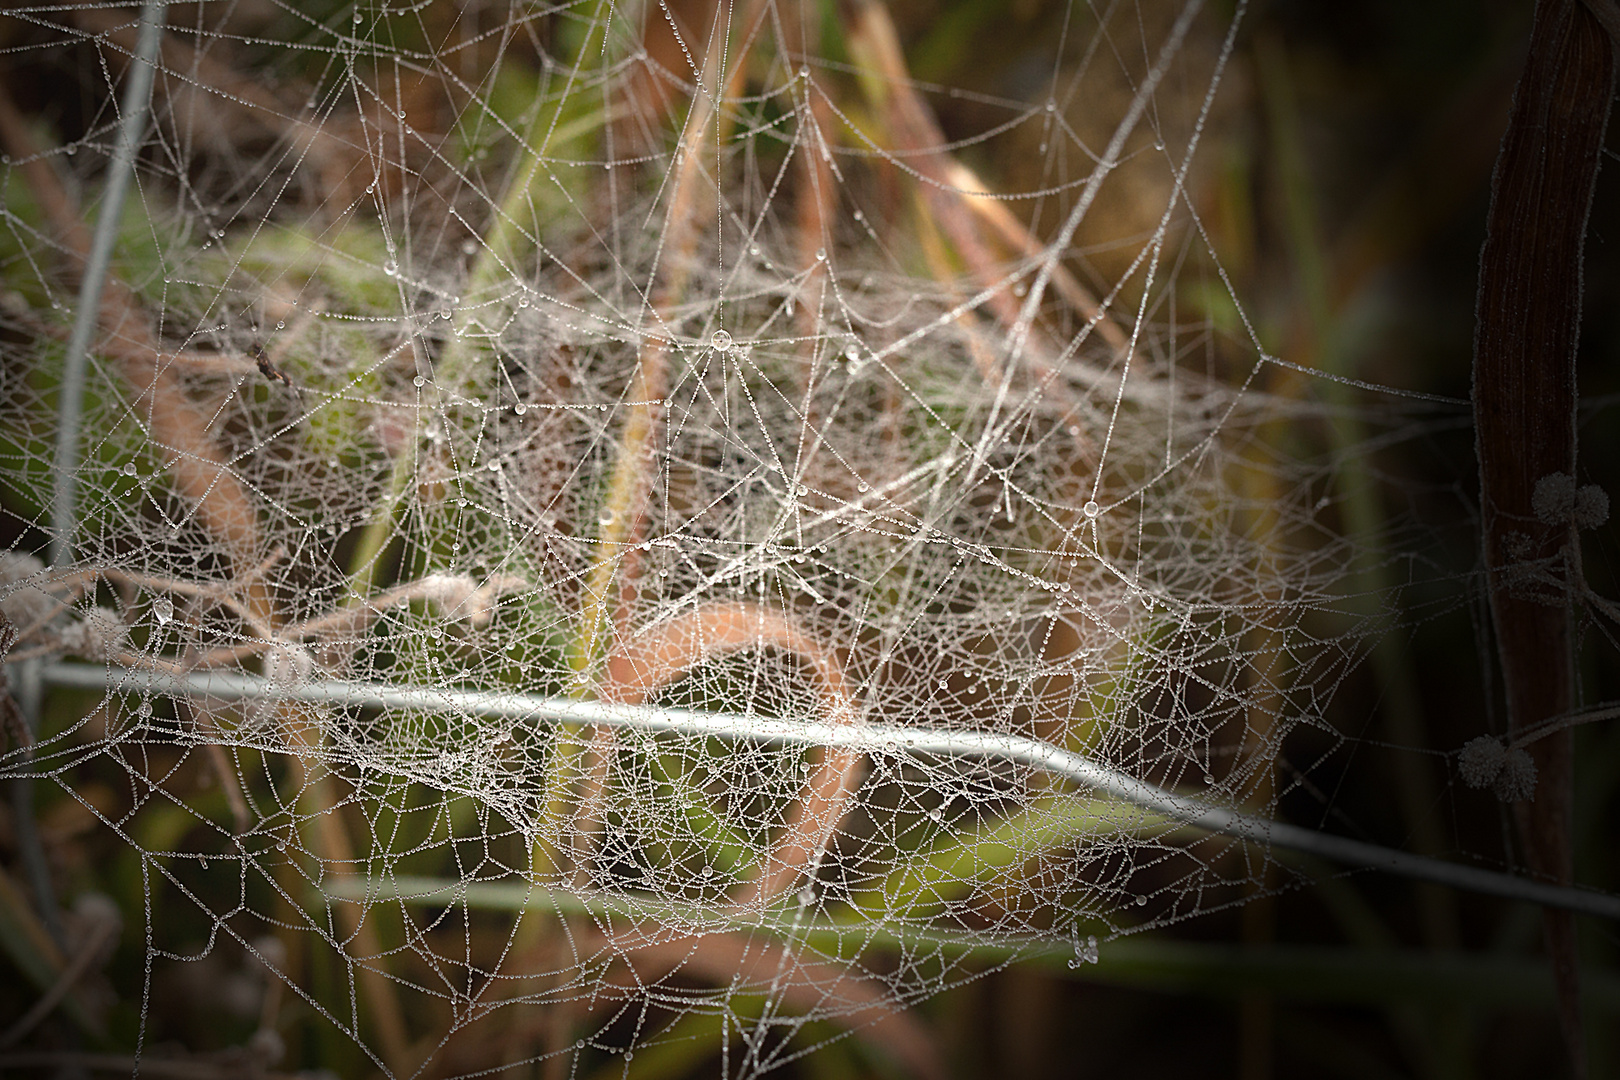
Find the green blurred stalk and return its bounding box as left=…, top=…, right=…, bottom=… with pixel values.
left=323, top=874, right=1620, bottom=1012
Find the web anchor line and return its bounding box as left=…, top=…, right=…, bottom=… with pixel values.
left=34, top=661, right=1620, bottom=922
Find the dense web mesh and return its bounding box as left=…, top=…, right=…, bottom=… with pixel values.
left=0, top=1, right=1448, bottom=1075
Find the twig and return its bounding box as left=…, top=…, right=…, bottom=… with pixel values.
left=43, top=659, right=1620, bottom=921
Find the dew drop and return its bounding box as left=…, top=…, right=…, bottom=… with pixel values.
left=1083, top=500, right=1100, bottom=518
left=413, top=374, right=426, bottom=387
left=1068, top=933, right=1099, bottom=968
left=121, top=463, right=137, bottom=476
left=514, top=403, right=527, bottom=415
left=152, top=596, right=174, bottom=625
left=711, top=329, right=733, bottom=352
left=857, top=482, right=869, bottom=493
left=275, top=320, right=286, bottom=330
left=815, top=248, right=827, bottom=262
left=383, top=260, right=398, bottom=276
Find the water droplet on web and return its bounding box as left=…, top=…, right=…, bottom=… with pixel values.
left=383, top=260, right=398, bottom=276
left=1083, top=500, right=1100, bottom=518
left=514, top=403, right=527, bottom=415
left=488, top=461, right=501, bottom=471
left=456, top=498, right=467, bottom=508
left=857, top=482, right=869, bottom=493
left=461, top=239, right=478, bottom=255
left=152, top=596, right=174, bottom=624
left=413, top=375, right=425, bottom=387
left=598, top=511, right=614, bottom=527
left=65, top=143, right=77, bottom=156
left=1068, top=932, right=1098, bottom=968
left=927, top=807, right=942, bottom=822
left=367, top=181, right=377, bottom=194
left=815, top=248, right=827, bottom=262
left=397, top=109, right=407, bottom=120
left=711, top=329, right=732, bottom=352
left=1046, top=100, right=1057, bottom=113
left=353, top=10, right=362, bottom=23
left=701, top=864, right=714, bottom=878
left=518, top=295, right=530, bottom=308
left=136, top=700, right=153, bottom=719
left=1136, top=894, right=1148, bottom=907
left=122, top=463, right=137, bottom=476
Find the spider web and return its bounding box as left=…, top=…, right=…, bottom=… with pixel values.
left=0, top=1, right=1445, bottom=1076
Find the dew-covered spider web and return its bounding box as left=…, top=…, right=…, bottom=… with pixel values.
left=0, top=0, right=1491, bottom=1076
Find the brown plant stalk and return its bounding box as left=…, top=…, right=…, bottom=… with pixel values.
left=1473, top=0, right=1614, bottom=1074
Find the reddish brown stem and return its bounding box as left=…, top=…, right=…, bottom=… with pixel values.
left=1473, top=1, right=1613, bottom=1074
left=601, top=601, right=864, bottom=906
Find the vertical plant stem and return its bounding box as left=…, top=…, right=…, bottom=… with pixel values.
left=50, top=0, right=163, bottom=569
left=17, top=0, right=164, bottom=956
left=1473, top=1, right=1614, bottom=1075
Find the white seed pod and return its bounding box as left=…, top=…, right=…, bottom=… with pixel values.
left=1574, top=484, right=1609, bottom=530
left=263, top=643, right=315, bottom=688
left=420, top=572, right=524, bottom=627
left=58, top=606, right=127, bottom=660
left=1458, top=735, right=1506, bottom=791
left=1493, top=747, right=1538, bottom=802
left=1532, top=472, right=1578, bottom=525
left=1458, top=735, right=1537, bottom=802
left=0, top=551, right=57, bottom=629
left=244, top=643, right=315, bottom=731
left=420, top=572, right=479, bottom=615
